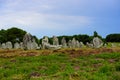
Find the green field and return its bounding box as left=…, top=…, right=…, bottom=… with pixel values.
left=0, top=48, right=120, bottom=80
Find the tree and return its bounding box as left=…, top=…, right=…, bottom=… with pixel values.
left=93, top=31, right=102, bottom=39
left=6, top=27, right=26, bottom=43
left=0, top=29, right=7, bottom=43
left=33, top=35, right=39, bottom=44
left=93, top=31, right=98, bottom=37
left=106, top=34, right=120, bottom=42
left=76, top=34, right=91, bottom=44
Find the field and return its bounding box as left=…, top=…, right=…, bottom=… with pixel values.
left=0, top=48, right=120, bottom=80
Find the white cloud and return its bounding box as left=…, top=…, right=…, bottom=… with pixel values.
left=0, top=11, right=93, bottom=38
left=0, top=11, right=92, bottom=30
left=1, top=0, right=118, bottom=37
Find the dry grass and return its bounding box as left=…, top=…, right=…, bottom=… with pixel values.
left=0, top=47, right=120, bottom=58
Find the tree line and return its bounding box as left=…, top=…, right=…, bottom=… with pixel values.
left=0, top=27, right=120, bottom=44
left=0, top=27, right=26, bottom=43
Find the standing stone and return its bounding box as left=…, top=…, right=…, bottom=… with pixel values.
left=42, top=36, right=49, bottom=49
left=41, top=36, right=61, bottom=49
left=71, top=38, right=76, bottom=48
left=68, top=40, right=72, bottom=48
left=53, top=36, right=59, bottom=45
left=31, top=39, right=38, bottom=49
left=26, top=38, right=38, bottom=50
left=1, top=43, right=6, bottom=49
left=6, top=41, right=13, bottom=49
left=61, top=37, right=67, bottom=48
left=14, top=42, right=20, bottom=49
left=76, top=40, right=80, bottom=48
left=93, top=37, right=103, bottom=48
left=42, top=36, right=49, bottom=44
left=20, top=42, right=24, bottom=49
left=23, top=33, right=33, bottom=49
left=26, top=41, right=32, bottom=50
left=79, top=42, right=84, bottom=48
left=23, top=33, right=38, bottom=50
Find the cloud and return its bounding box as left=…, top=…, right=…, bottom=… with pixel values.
left=0, top=10, right=93, bottom=38
left=0, top=11, right=92, bottom=29
left=0, top=0, right=119, bottom=38
left=1, top=0, right=118, bottom=16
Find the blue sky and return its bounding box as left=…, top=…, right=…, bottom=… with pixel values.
left=0, top=0, right=120, bottom=38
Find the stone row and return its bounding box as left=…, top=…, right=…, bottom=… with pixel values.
left=0, top=33, right=105, bottom=50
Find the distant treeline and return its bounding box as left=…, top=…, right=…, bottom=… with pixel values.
left=0, top=27, right=120, bottom=44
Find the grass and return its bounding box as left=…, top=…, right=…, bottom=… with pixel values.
left=0, top=48, right=120, bottom=80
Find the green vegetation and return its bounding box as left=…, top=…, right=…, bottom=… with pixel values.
left=106, top=34, right=120, bottom=42
left=0, top=27, right=26, bottom=43
left=0, top=50, right=120, bottom=80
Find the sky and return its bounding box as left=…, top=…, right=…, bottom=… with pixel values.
left=0, top=0, right=120, bottom=38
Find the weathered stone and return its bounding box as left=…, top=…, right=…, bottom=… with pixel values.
left=42, top=36, right=49, bottom=49
left=1, top=43, right=6, bottom=49
left=93, top=37, right=103, bottom=48
left=25, top=38, right=38, bottom=50
left=79, top=42, right=84, bottom=48
left=42, top=36, right=49, bottom=43
left=68, top=40, right=72, bottom=48
left=31, top=39, right=38, bottom=49
left=42, top=36, right=61, bottom=49
left=14, top=42, right=20, bottom=49
left=26, top=41, right=32, bottom=50
left=86, top=42, right=93, bottom=48
left=61, top=37, right=67, bottom=48
left=76, top=40, right=80, bottom=48
left=37, top=44, right=41, bottom=50
left=23, top=33, right=38, bottom=50
left=53, top=36, right=59, bottom=45
left=20, top=42, right=24, bottom=49
left=6, top=41, right=13, bottom=49
left=43, top=43, right=61, bottom=50
left=23, top=33, right=33, bottom=49
left=71, top=38, right=76, bottom=48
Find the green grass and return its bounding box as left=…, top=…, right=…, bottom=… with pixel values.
left=0, top=52, right=120, bottom=80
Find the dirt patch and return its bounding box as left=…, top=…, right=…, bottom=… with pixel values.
left=74, top=65, right=80, bottom=71
left=108, top=59, right=117, bottom=63
left=95, top=58, right=104, bottom=61
left=93, top=63, right=103, bottom=68
left=29, top=72, right=41, bottom=78
left=10, top=59, right=16, bottom=63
